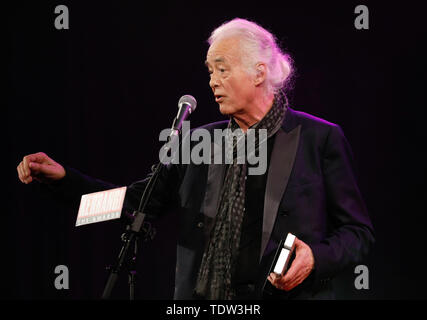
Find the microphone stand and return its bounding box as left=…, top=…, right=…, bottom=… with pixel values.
left=101, top=95, right=194, bottom=300
left=101, top=161, right=164, bottom=300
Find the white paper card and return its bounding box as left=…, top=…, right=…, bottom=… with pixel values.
left=75, top=186, right=127, bottom=226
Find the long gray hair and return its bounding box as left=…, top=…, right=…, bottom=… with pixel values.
left=208, top=18, right=294, bottom=96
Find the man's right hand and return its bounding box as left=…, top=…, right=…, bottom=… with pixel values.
left=17, top=152, right=66, bottom=184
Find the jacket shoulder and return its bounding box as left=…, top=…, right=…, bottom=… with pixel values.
left=283, top=108, right=344, bottom=146
left=290, top=108, right=338, bottom=130
left=194, top=120, right=229, bottom=132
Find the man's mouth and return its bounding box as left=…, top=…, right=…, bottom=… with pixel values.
left=215, top=95, right=225, bottom=103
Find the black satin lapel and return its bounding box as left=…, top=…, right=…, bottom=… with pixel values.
left=260, top=125, right=301, bottom=261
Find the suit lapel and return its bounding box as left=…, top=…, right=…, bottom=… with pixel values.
left=198, top=112, right=301, bottom=262
left=260, top=124, right=301, bottom=261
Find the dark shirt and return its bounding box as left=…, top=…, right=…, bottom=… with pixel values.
left=232, top=135, right=276, bottom=297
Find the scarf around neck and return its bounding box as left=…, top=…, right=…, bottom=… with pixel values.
left=194, top=92, right=288, bottom=300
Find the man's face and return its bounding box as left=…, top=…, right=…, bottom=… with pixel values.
left=205, top=37, right=256, bottom=116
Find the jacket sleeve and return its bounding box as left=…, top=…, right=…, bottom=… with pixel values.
left=122, top=163, right=182, bottom=217
left=43, top=166, right=118, bottom=207
left=44, top=163, right=182, bottom=219
left=309, top=124, right=375, bottom=281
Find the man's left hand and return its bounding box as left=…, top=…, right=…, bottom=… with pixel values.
left=267, top=237, right=315, bottom=291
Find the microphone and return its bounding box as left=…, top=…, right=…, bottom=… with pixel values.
left=161, top=95, right=197, bottom=162
left=169, top=95, right=197, bottom=139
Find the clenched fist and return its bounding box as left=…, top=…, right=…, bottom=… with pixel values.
left=17, top=152, right=66, bottom=184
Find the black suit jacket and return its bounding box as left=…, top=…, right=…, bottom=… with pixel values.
left=50, top=107, right=375, bottom=300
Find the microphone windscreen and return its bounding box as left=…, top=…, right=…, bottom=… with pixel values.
left=178, top=95, right=197, bottom=112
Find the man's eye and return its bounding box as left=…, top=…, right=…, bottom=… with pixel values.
left=219, top=68, right=225, bottom=72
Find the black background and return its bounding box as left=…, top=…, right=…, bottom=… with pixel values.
left=5, top=0, right=427, bottom=300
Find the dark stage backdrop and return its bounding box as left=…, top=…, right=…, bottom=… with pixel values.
left=5, top=1, right=426, bottom=300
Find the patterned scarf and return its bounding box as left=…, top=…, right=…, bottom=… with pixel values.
left=194, top=92, right=287, bottom=299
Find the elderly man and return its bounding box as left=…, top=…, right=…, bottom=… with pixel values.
left=17, top=18, right=374, bottom=300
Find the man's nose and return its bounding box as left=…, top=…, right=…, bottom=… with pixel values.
left=209, top=75, right=220, bottom=90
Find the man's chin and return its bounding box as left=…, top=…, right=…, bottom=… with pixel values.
left=218, top=104, right=232, bottom=116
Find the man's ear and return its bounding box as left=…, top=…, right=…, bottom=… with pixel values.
left=254, top=63, right=267, bottom=86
